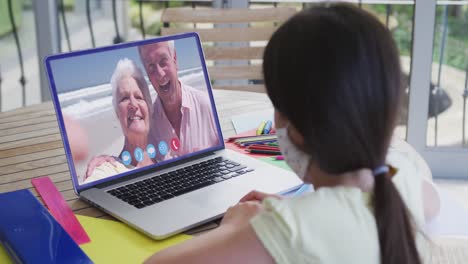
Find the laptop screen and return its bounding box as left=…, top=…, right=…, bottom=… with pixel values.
left=46, top=33, right=224, bottom=190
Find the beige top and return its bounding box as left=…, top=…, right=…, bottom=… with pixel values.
left=250, top=141, right=430, bottom=264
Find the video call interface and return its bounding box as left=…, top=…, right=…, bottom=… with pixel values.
left=49, top=36, right=221, bottom=186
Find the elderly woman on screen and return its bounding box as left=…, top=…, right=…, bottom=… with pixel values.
left=84, top=58, right=154, bottom=183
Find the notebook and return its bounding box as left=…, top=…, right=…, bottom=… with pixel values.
left=0, top=189, right=92, bottom=263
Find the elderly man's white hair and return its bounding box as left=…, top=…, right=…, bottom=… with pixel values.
left=139, top=40, right=176, bottom=59
left=166, top=40, right=175, bottom=59
left=110, top=58, right=152, bottom=117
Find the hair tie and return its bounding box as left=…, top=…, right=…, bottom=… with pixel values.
left=373, top=165, right=389, bottom=176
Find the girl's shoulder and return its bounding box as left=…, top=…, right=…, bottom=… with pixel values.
left=249, top=139, right=428, bottom=263
left=251, top=189, right=380, bottom=263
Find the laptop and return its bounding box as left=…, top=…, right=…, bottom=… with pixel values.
left=45, top=32, right=302, bottom=239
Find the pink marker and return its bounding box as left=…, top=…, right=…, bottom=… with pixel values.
left=275, top=155, right=284, bottom=160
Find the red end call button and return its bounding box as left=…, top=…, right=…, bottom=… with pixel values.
left=171, top=138, right=180, bottom=151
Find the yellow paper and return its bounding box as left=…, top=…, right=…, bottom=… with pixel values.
left=0, top=215, right=192, bottom=264
left=0, top=245, right=13, bottom=264
left=77, top=215, right=192, bottom=263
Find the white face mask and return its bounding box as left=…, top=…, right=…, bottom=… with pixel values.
left=276, top=124, right=310, bottom=180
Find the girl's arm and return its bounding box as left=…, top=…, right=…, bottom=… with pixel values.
left=144, top=201, right=275, bottom=264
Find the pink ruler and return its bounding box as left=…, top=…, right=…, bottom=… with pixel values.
left=31, top=176, right=90, bottom=245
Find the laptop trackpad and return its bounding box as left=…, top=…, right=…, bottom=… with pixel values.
left=190, top=185, right=240, bottom=212
left=189, top=177, right=256, bottom=216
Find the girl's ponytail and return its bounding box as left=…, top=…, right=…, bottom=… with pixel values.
left=373, top=170, right=421, bottom=264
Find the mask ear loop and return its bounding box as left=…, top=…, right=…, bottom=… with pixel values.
left=285, top=123, right=291, bottom=137
left=277, top=123, right=290, bottom=139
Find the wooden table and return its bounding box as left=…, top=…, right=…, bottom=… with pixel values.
left=2, top=89, right=468, bottom=260
left=0, top=90, right=272, bottom=223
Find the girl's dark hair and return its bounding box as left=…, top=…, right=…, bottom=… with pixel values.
left=263, top=4, right=420, bottom=264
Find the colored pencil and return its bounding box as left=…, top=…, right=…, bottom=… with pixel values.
left=239, top=140, right=278, bottom=147
left=235, top=135, right=277, bottom=142
left=262, top=120, right=273, bottom=134
left=246, top=145, right=280, bottom=151
left=227, top=134, right=276, bottom=142
left=245, top=149, right=282, bottom=155
left=236, top=138, right=277, bottom=145
left=247, top=147, right=280, bottom=152
left=256, top=121, right=267, bottom=135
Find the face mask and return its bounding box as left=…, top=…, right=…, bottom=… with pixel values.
left=276, top=124, right=310, bottom=180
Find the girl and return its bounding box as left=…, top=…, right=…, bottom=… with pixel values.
left=145, top=4, right=438, bottom=263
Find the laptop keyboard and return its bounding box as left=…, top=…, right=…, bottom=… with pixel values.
left=107, top=157, right=253, bottom=209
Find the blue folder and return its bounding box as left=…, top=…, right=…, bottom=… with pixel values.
left=0, top=189, right=92, bottom=264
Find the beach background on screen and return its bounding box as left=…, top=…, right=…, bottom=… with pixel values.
left=49, top=37, right=208, bottom=184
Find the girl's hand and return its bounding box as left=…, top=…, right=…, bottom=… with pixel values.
left=221, top=201, right=264, bottom=229
left=240, top=190, right=282, bottom=203
left=145, top=201, right=275, bottom=264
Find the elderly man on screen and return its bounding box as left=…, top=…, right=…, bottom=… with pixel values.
left=138, top=40, right=220, bottom=161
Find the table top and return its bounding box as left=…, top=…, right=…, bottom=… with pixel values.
left=2, top=89, right=468, bottom=256
left=0, top=90, right=272, bottom=223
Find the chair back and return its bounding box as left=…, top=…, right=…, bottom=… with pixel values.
left=161, top=7, right=296, bottom=93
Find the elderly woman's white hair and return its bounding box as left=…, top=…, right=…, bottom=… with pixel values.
left=110, top=58, right=152, bottom=117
